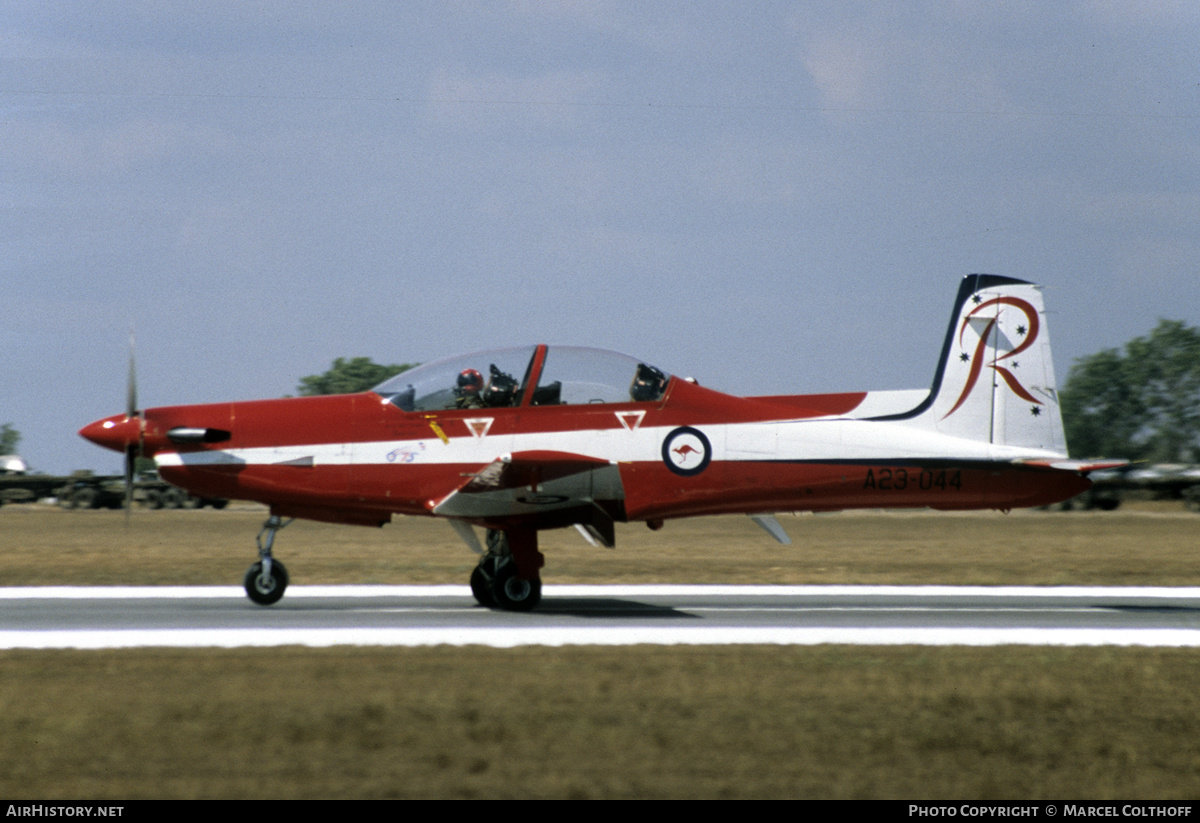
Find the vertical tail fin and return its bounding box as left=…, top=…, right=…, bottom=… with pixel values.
left=884, top=275, right=1068, bottom=455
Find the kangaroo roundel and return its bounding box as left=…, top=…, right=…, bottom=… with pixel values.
left=662, top=426, right=712, bottom=476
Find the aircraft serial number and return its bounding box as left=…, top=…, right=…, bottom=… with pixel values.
left=863, top=468, right=962, bottom=491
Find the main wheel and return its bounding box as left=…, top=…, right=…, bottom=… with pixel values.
left=470, top=563, right=497, bottom=608
left=490, top=559, right=542, bottom=612
left=244, top=559, right=289, bottom=606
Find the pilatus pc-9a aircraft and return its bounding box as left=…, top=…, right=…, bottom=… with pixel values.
left=81, top=275, right=1119, bottom=611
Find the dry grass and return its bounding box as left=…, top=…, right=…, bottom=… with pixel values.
left=2, top=503, right=1199, bottom=798
left=0, top=501, right=1197, bottom=587
left=1, top=646, right=1198, bottom=799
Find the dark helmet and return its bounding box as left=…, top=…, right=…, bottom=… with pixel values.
left=483, top=364, right=518, bottom=407
left=456, top=368, right=483, bottom=396
left=630, top=363, right=667, bottom=402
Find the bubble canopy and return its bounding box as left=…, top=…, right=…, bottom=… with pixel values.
left=371, top=345, right=671, bottom=412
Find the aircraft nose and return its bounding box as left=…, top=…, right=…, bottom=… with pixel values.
left=79, top=415, right=139, bottom=453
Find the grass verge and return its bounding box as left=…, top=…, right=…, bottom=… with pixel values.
left=2, top=505, right=1198, bottom=798
left=2, top=646, right=1198, bottom=799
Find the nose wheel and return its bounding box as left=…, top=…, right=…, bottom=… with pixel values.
left=244, top=558, right=289, bottom=605
left=244, top=515, right=292, bottom=606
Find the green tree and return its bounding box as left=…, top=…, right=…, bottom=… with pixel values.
left=1061, top=320, right=1200, bottom=461
left=296, top=357, right=417, bottom=396
left=0, top=423, right=19, bottom=455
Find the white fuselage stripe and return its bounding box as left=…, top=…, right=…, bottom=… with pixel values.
left=154, top=418, right=1065, bottom=470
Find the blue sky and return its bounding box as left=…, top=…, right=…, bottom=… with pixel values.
left=4, top=2, right=1198, bottom=473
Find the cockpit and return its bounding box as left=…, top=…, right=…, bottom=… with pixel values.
left=371, top=345, right=671, bottom=412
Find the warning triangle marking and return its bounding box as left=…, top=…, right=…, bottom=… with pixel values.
left=616, top=411, right=645, bottom=431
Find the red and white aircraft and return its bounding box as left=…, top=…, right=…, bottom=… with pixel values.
left=80, top=275, right=1117, bottom=610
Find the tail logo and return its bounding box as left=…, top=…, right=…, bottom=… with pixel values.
left=943, top=294, right=1042, bottom=419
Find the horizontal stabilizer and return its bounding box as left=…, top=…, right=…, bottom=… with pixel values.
left=1015, top=458, right=1130, bottom=473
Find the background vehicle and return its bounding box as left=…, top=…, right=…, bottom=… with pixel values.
left=0, top=459, right=226, bottom=510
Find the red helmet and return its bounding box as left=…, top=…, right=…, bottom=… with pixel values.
left=456, top=368, right=483, bottom=394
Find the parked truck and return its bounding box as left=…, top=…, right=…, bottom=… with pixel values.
left=0, top=457, right=227, bottom=510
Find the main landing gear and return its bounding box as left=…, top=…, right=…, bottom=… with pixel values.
left=239, top=516, right=546, bottom=611
left=244, top=515, right=291, bottom=606
left=470, top=528, right=544, bottom=612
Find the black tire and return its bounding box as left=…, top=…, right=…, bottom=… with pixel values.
left=470, top=563, right=497, bottom=608
left=244, top=559, right=289, bottom=606
left=490, top=559, right=541, bottom=612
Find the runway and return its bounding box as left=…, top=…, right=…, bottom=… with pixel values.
left=3, top=585, right=1200, bottom=648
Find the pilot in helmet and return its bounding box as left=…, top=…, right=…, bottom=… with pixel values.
left=483, top=364, right=518, bottom=408
left=630, top=363, right=668, bottom=402
left=454, top=368, right=485, bottom=409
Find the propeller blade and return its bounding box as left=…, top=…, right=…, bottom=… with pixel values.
left=124, top=331, right=142, bottom=526
left=124, top=444, right=136, bottom=527
left=126, top=331, right=139, bottom=419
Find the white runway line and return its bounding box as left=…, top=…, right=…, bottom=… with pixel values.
left=4, top=584, right=1200, bottom=599
left=3, top=626, right=1200, bottom=649
left=3, top=585, right=1200, bottom=649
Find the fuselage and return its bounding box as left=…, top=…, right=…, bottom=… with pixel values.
left=79, top=349, right=1090, bottom=530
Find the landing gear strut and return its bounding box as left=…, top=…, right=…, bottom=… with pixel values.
left=244, top=515, right=291, bottom=605
left=470, top=528, right=544, bottom=612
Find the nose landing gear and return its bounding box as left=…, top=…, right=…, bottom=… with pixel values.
left=244, top=515, right=292, bottom=605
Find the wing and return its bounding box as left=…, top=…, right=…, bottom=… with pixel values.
left=430, top=450, right=624, bottom=544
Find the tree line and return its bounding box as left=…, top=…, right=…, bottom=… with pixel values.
left=295, top=357, right=416, bottom=397
left=1061, top=319, right=1200, bottom=462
